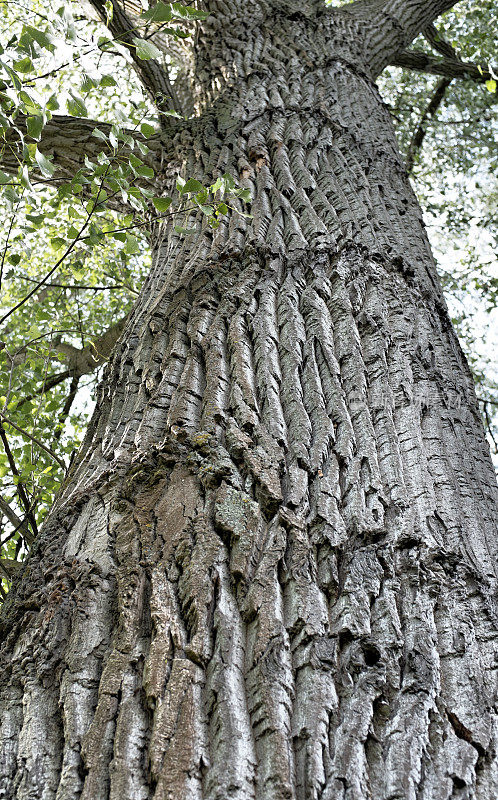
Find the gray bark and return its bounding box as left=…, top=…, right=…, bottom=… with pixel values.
left=2, top=2, right=498, bottom=799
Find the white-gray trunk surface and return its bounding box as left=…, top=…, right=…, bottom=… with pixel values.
left=2, top=2, right=498, bottom=799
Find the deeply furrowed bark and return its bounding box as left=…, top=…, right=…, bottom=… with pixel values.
left=1, top=2, right=498, bottom=799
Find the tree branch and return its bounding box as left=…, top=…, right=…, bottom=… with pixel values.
left=0, top=496, right=29, bottom=540
left=86, top=0, right=181, bottom=115
left=52, top=314, right=129, bottom=376
left=0, top=413, right=66, bottom=471
left=1, top=115, right=162, bottom=208
left=0, top=558, right=22, bottom=577
left=423, top=22, right=458, bottom=59
left=359, top=0, right=462, bottom=77
left=0, top=423, right=37, bottom=541
left=15, top=371, right=73, bottom=411
left=480, top=399, right=498, bottom=455
left=53, top=377, right=80, bottom=444
left=390, top=50, right=493, bottom=83
left=405, top=76, right=452, bottom=174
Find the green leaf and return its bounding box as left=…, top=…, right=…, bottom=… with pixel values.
left=222, top=173, right=236, bottom=190
left=97, top=36, right=114, bottom=52
left=35, top=148, right=55, bottom=177
left=162, top=108, right=183, bottom=118
left=156, top=26, right=190, bottom=39
left=170, top=3, right=209, bottom=20
left=23, top=24, right=56, bottom=53
left=174, top=225, right=196, bottom=234
left=20, top=165, right=33, bottom=190
left=140, top=122, right=156, bottom=138
left=19, top=90, right=42, bottom=114
left=125, top=234, right=141, bottom=254
left=26, top=213, right=45, bottom=226
left=141, top=1, right=172, bottom=22
left=210, top=176, right=223, bottom=193
left=27, top=115, right=44, bottom=140
left=46, top=94, right=59, bottom=111
left=152, top=196, right=172, bottom=213
left=0, top=60, right=22, bottom=89
left=80, top=73, right=98, bottom=93
left=100, top=74, right=117, bottom=87
left=104, top=0, right=114, bottom=22
left=137, top=164, right=155, bottom=178
left=13, top=57, right=34, bottom=73
left=92, top=128, right=107, bottom=141
left=235, top=188, right=251, bottom=202
left=485, top=79, right=496, bottom=93
left=132, top=38, right=162, bottom=61
left=181, top=178, right=204, bottom=194
left=67, top=92, right=88, bottom=117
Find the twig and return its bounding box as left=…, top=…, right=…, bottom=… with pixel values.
left=0, top=422, right=37, bottom=541
left=15, top=371, right=72, bottom=411
left=0, top=195, right=22, bottom=294
left=0, top=413, right=66, bottom=470
left=18, top=275, right=136, bottom=292
left=406, top=77, right=452, bottom=174
left=54, top=376, right=80, bottom=443
left=480, top=400, right=498, bottom=454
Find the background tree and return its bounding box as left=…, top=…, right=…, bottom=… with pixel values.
left=0, top=0, right=498, bottom=798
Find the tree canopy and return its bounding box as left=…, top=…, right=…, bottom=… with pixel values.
left=0, top=0, right=496, bottom=597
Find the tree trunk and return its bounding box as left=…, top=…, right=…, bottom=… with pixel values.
left=2, top=2, right=498, bottom=799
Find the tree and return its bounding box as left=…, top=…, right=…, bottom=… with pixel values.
left=1, top=0, right=498, bottom=797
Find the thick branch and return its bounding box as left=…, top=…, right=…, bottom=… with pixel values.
left=406, top=77, right=452, bottom=174
left=361, top=0, right=461, bottom=77
left=86, top=0, right=181, bottom=114
left=53, top=314, right=129, bottom=376
left=1, top=115, right=162, bottom=209
left=390, top=50, right=493, bottom=83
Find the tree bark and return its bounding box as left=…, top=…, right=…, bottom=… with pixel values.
left=2, top=2, right=498, bottom=799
